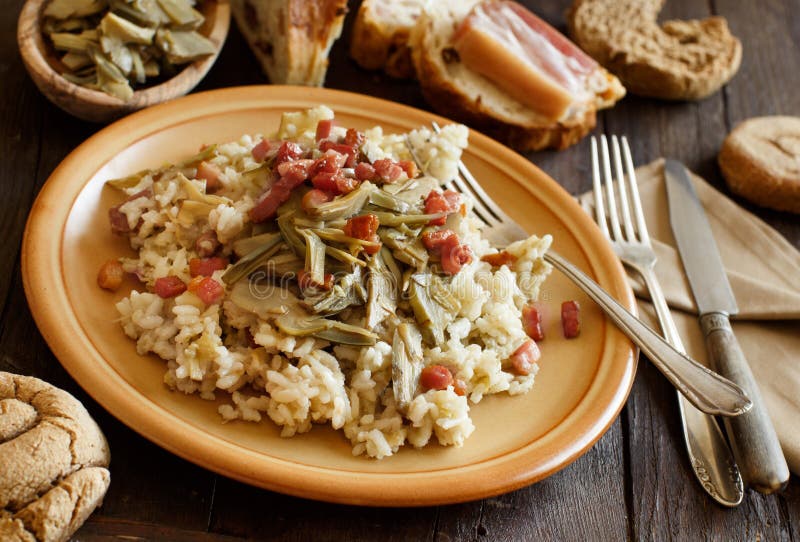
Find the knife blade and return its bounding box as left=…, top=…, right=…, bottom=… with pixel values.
left=664, top=158, right=789, bottom=494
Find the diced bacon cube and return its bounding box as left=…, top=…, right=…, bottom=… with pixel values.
left=421, top=229, right=457, bottom=251
left=522, top=304, right=544, bottom=341
left=315, top=119, right=334, bottom=142
left=193, top=277, right=225, bottom=305
left=424, top=190, right=460, bottom=225
left=319, top=140, right=357, bottom=167
left=355, top=162, right=376, bottom=181
left=297, top=269, right=334, bottom=291
left=398, top=160, right=418, bottom=179
left=420, top=365, right=454, bottom=391
left=249, top=183, right=292, bottom=223
left=108, top=189, right=151, bottom=235
left=251, top=139, right=271, bottom=162
left=344, top=128, right=364, bottom=147
left=154, top=276, right=187, bottom=298
left=481, top=250, right=517, bottom=267
left=301, top=189, right=334, bottom=213
left=97, top=260, right=124, bottom=291
left=510, top=339, right=541, bottom=375
left=441, top=242, right=472, bottom=275
left=311, top=150, right=347, bottom=176
left=277, top=159, right=313, bottom=186
left=562, top=300, right=581, bottom=338
left=275, top=141, right=303, bottom=165
left=189, top=257, right=229, bottom=277
left=373, top=158, right=404, bottom=183
left=196, top=161, right=222, bottom=191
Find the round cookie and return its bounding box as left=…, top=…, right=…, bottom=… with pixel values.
left=718, top=116, right=800, bottom=214
left=0, top=372, right=110, bottom=542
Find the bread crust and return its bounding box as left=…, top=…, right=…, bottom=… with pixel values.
left=350, top=0, right=418, bottom=79
left=718, top=116, right=800, bottom=214
left=232, top=0, right=347, bottom=86
left=414, top=47, right=595, bottom=151
left=566, top=0, right=741, bottom=101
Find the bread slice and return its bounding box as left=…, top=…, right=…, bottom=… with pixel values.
left=231, top=0, right=348, bottom=86
left=566, top=0, right=742, bottom=101
left=350, top=0, right=424, bottom=79
left=409, top=0, right=625, bottom=151
left=718, top=116, right=800, bottom=214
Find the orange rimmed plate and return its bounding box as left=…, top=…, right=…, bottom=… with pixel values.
left=22, top=86, right=636, bottom=506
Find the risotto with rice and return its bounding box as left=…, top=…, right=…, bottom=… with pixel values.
left=103, top=106, right=553, bottom=459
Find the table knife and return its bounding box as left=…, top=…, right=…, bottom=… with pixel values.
left=664, top=159, right=790, bottom=494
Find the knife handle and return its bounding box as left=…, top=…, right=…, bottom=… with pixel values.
left=700, top=312, right=789, bottom=494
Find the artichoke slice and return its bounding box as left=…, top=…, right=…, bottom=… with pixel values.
left=408, top=273, right=458, bottom=346
left=366, top=210, right=445, bottom=227
left=99, top=12, right=156, bottom=44
left=303, top=267, right=366, bottom=315
left=222, top=233, right=283, bottom=285
left=304, top=182, right=375, bottom=221
left=379, top=228, right=428, bottom=270
left=392, top=322, right=424, bottom=413
left=299, top=229, right=326, bottom=287
left=155, top=28, right=215, bottom=64
left=369, top=189, right=411, bottom=213
left=156, top=0, right=204, bottom=29
left=365, top=251, right=397, bottom=330
left=275, top=315, right=378, bottom=346
left=229, top=279, right=302, bottom=319
left=45, top=0, right=106, bottom=20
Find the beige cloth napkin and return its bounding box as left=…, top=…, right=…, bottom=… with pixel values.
left=580, top=159, right=800, bottom=475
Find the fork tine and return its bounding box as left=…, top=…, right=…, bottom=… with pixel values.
left=432, top=122, right=510, bottom=225
left=406, top=129, right=498, bottom=228
left=451, top=175, right=498, bottom=226
left=591, top=137, right=610, bottom=239
left=621, top=137, right=650, bottom=245
left=611, top=136, right=636, bottom=241
left=600, top=136, right=624, bottom=241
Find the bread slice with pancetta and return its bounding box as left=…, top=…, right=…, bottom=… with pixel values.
left=410, top=0, right=625, bottom=151
left=231, top=0, right=348, bottom=86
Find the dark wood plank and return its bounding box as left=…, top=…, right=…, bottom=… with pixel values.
left=78, top=517, right=245, bottom=541
left=435, top=420, right=628, bottom=541
left=587, top=0, right=795, bottom=538
left=0, top=260, right=218, bottom=532
left=208, top=479, right=437, bottom=541
left=715, top=0, right=800, bottom=246
left=0, top=1, right=45, bottom=317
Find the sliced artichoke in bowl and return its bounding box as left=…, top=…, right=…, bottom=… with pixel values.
left=155, top=28, right=216, bottom=64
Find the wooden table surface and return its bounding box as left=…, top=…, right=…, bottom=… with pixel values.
left=3, top=0, right=799, bottom=539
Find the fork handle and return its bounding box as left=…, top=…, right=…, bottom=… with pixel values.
left=544, top=251, right=752, bottom=417
left=637, top=266, right=744, bottom=506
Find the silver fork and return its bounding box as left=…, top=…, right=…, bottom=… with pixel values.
left=590, top=135, right=743, bottom=506
left=417, top=123, right=751, bottom=418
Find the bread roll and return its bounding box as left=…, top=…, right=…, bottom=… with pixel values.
left=567, top=0, right=742, bottom=100
left=232, top=0, right=348, bottom=86
left=0, top=372, right=110, bottom=542
left=718, top=116, right=800, bottom=214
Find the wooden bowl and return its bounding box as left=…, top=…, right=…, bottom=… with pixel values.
left=17, top=0, right=230, bottom=123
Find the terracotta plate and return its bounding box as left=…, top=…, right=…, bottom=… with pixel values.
left=22, top=86, right=636, bottom=506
